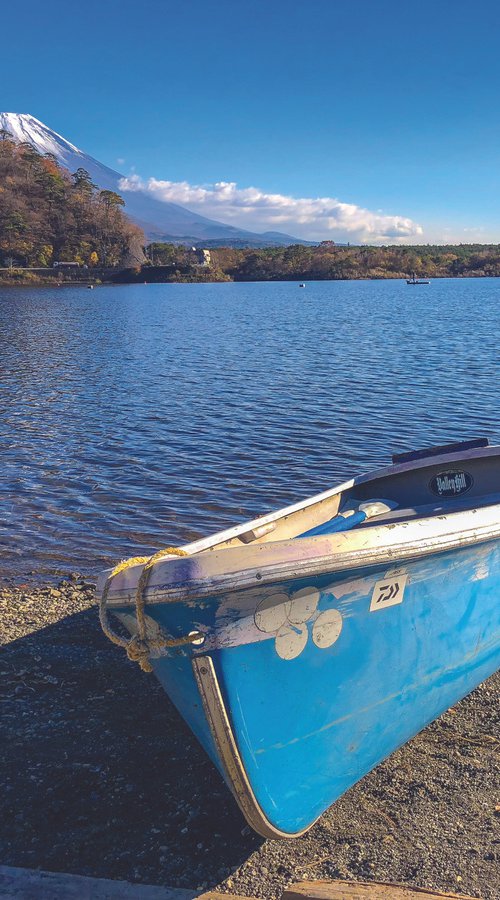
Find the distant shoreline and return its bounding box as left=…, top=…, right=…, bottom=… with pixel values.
left=1, top=270, right=500, bottom=287
left=4, top=241, right=500, bottom=285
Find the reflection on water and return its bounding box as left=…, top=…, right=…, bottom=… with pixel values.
left=1, top=278, right=499, bottom=579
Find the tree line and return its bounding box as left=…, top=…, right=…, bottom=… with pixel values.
left=0, top=131, right=144, bottom=269
left=144, top=240, right=500, bottom=281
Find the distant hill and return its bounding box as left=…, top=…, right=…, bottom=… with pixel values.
left=0, top=114, right=309, bottom=247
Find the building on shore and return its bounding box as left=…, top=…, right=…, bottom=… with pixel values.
left=191, top=247, right=211, bottom=267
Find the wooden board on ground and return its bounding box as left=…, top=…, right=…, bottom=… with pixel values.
left=283, top=880, right=482, bottom=900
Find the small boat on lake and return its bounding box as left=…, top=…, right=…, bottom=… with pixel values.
left=407, top=271, right=430, bottom=284
left=98, top=437, right=500, bottom=837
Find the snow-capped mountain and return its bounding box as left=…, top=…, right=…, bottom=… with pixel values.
left=0, top=113, right=304, bottom=246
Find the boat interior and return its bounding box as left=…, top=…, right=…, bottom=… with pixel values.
left=193, top=439, right=500, bottom=553
left=308, top=440, right=500, bottom=532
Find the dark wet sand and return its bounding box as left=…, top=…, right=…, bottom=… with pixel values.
left=1, top=578, right=498, bottom=899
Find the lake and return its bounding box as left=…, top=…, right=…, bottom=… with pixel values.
left=1, top=277, right=499, bottom=580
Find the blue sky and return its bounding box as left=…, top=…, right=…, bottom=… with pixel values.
left=2, top=0, right=500, bottom=243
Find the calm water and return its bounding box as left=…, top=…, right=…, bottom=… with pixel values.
left=1, top=278, right=499, bottom=580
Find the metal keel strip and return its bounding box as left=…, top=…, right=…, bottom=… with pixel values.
left=192, top=655, right=312, bottom=840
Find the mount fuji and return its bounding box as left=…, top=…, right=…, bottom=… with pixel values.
left=0, top=113, right=305, bottom=246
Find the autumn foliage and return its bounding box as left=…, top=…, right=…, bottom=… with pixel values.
left=145, top=241, right=500, bottom=282
left=0, top=133, right=144, bottom=268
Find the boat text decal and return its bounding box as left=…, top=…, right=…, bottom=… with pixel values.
left=370, top=572, right=408, bottom=612
left=429, top=470, right=473, bottom=497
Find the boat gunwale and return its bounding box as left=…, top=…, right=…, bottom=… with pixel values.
left=103, top=500, right=500, bottom=607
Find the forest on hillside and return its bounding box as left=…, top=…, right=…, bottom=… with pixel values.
left=0, top=131, right=144, bottom=269
left=144, top=241, right=500, bottom=281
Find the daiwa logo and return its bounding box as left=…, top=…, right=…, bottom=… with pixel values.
left=429, top=470, right=473, bottom=497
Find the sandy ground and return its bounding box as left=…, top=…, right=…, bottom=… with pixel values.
left=1, top=577, right=498, bottom=900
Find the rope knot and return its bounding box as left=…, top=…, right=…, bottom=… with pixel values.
left=99, top=545, right=199, bottom=673
left=126, top=637, right=154, bottom=672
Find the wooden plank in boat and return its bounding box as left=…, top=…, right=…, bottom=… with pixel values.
left=282, top=880, right=482, bottom=900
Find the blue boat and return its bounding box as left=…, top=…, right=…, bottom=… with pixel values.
left=98, top=438, right=500, bottom=838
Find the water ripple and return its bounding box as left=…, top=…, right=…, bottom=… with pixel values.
left=1, top=278, right=499, bottom=578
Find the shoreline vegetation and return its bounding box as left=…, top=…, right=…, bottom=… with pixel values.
left=4, top=241, right=500, bottom=286
left=125, top=240, right=500, bottom=284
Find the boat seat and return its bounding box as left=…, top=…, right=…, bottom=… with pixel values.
left=298, top=491, right=500, bottom=538
left=359, top=491, right=500, bottom=527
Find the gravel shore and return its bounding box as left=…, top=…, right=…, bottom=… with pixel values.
left=1, top=578, right=498, bottom=899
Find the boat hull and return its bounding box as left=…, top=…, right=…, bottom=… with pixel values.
left=113, top=538, right=500, bottom=836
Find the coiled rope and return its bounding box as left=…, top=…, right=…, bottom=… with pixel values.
left=99, top=547, right=203, bottom=673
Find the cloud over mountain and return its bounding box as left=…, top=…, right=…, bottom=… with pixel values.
left=119, top=174, right=423, bottom=244
left=0, top=114, right=423, bottom=245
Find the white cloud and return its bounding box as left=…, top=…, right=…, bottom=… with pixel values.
left=118, top=174, right=423, bottom=243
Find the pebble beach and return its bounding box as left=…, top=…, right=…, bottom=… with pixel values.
left=1, top=577, right=498, bottom=899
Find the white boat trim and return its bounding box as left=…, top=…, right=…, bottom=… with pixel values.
left=103, top=502, right=500, bottom=607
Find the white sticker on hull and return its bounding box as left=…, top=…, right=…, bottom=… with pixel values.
left=275, top=622, right=309, bottom=660
left=370, top=573, right=408, bottom=611
left=254, top=586, right=342, bottom=660
left=254, top=592, right=290, bottom=633
left=312, top=609, right=343, bottom=648
left=286, top=587, right=320, bottom=624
